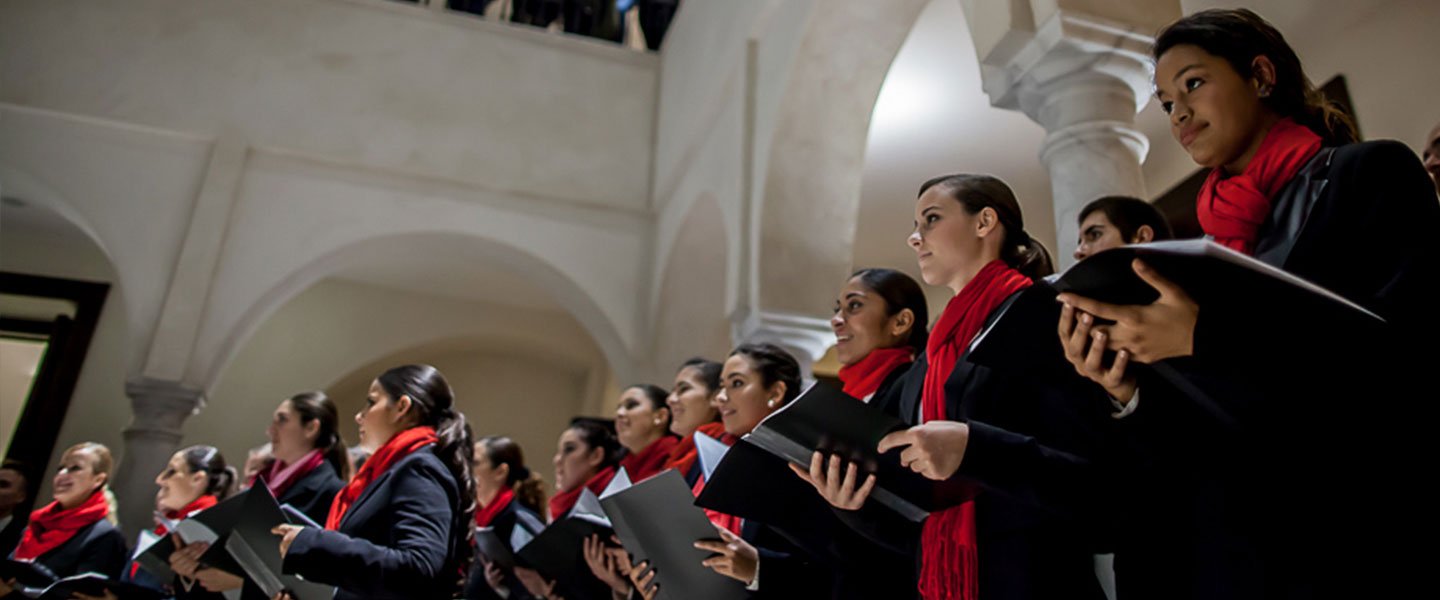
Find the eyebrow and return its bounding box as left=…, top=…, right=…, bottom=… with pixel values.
left=843, top=291, right=866, bottom=300
left=1155, top=64, right=1203, bottom=99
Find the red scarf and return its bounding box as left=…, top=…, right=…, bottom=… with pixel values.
left=1197, top=118, right=1323, bottom=254
left=14, top=488, right=110, bottom=561
left=326, top=426, right=436, bottom=530
left=620, top=435, right=680, bottom=483
left=549, top=465, right=617, bottom=522
left=919, top=260, right=1032, bottom=600
left=665, top=421, right=731, bottom=477
left=155, top=494, right=218, bottom=536
left=261, top=449, right=325, bottom=500
left=475, top=487, right=515, bottom=528
left=839, top=347, right=915, bottom=401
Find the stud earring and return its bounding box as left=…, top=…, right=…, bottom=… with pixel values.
left=767, top=399, right=777, bottom=408
left=1258, top=85, right=1272, bottom=98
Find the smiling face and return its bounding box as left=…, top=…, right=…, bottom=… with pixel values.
left=1155, top=43, right=1278, bottom=174
left=614, top=387, right=667, bottom=452
left=51, top=449, right=106, bottom=510
left=154, top=452, right=207, bottom=513
left=666, top=366, right=719, bottom=437
left=831, top=276, right=907, bottom=366
left=714, top=354, right=783, bottom=436
left=552, top=428, right=603, bottom=494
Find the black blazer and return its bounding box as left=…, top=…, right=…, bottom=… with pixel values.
left=1117, top=140, right=1440, bottom=599
left=743, top=518, right=832, bottom=599
left=464, top=498, right=545, bottom=600
left=284, top=446, right=465, bottom=600
left=838, top=295, right=1116, bottom=600
left=276, top=461, right=344, bottom=526
left=8, top=518, right=127, bottom=580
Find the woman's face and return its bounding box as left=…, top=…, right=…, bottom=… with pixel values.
left=1155, top=43, right=1275, bottom=173
left=355, top=379, right=407, bottom=453
left=154, top=452, right=207, bottom=513
left=267, top=400, right=318, bottom=464
left=552, top=428, right=602, bottom=494
left=831, top=276, right=908, bottom=366
left=52, top=449, right=105, bottom=510
left=715, top=355, right=783, bottom=437
left=614, top=387, right=667, bottom=452
left=473, top=443, right=507, bottom=502
left=667, top=367, right=719, bottom=437
left=908, top=188, right=989, bottom=292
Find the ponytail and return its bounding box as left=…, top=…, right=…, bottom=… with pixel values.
left=179, top=445, right=237, bottom=499
left=479, top=436, right=548, bottom=516
left=377, top=364, right=477, bottom=594
left=285, top=391, right=352, bottom=481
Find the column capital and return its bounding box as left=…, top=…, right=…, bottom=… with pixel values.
left=969, top=2, right=1178, bottom=121
left=730, top=308, right=834, bottom=377
left=123, top=377, right=205, bottom=440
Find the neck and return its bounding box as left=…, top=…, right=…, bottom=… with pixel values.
left=1223, top=112, right=1283, bottom=175
left=478, top=485, right=503, bottom=508
left=273, top=446, right=309, bottom=466
left=623, top=429, right=663, bottom=454
left=946, top=250, right=1001, bottom=295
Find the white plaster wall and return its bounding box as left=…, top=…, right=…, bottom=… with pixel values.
left=0, top=0, right=657, bottom=210
left=193, top=277, right=609, bottom=472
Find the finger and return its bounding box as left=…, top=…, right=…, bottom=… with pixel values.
left=899, top=445, right=924, bottom=471
left=877, top=428, right=917, bottom=454
left=838, top=460, right=859, bottom=499
left=714, top=523, right=739, bottom=542
left=824, top=454, right=843, bottom=497
left=1104, top=349, right=1132, bottom=386
left=270, top=525, right=289, bottom=536
left=1083, top=330, right=1107, bottom=377
left=1056, top=293, right=1127, bottom=322
left=693, top=540, right=730, bottom=554
left=808, top=451, right=825, bottom=482
left=1058, top=301, right=1075, bottom=339
left=854, top=473, right=877, bottom=504
left=1064, top=309, right=1094, bottom=361
left=1132, top=259, right=1188, bottom=301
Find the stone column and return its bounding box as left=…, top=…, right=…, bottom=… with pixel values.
left=111, top=378, right=204, bottom=538
left=966, top=0, right=1181, bottom=269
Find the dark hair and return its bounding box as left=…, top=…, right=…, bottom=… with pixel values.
left=178, top=445, right=238, bottom=499
left=1078, top=196, right=1174, bottom=243
left=1153, top=8, right=1357, bottom=146
left=0, top=459, right=28, bottom=501
left=625, top=384, right=673, bottom=432
left=477, top=436, right=548, bottom=516
left=729, top=343, right=803, bottom=406
left=849, top=268, right=929, bottom=354
left=377, top=364, right=476, bottom=589
left=567, top=417, right=623, bottom=468
left=918, top=174, right=1054, bottom=280
left=285, top=391, right=352, bottom=481
left=678, top=357, right=723, bottom=393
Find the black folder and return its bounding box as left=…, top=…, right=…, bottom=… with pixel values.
left=599, top=470, right=747, bottom=600
left=222, top=484, right=335, bottom=600
left=1, top=559, right=57, bottom=590
left=130, top=529, right=177, bottom=582
left=514, top=489, right=615, bottom=588
left=964, top=283, right=1070, bottom=376
left=35, top=573, right=166, bottom=600
left=1050, top=239, right=1383, bottom=325
left=711, top=382, right=978, bottom=522
left=168, top=488, right=249, bottom=576
left=475, top=526, right=516, bottom=570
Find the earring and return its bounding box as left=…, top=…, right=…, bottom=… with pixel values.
left=653, top=419, right=662, bottom=426
left=767, top=399, right=777, bottom=408
left=1258, top=85, right=1272, bottom=98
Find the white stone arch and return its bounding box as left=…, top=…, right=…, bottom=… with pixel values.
left=753, top=0, right=931, bottom=316
left=648, top=192, right=731, bottom=380
left=199, top=230, right=635, bottom=394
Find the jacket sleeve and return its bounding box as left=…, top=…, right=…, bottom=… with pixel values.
left=283, top=462, right=455, bottom=595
